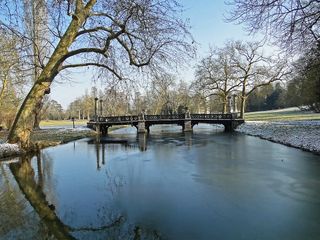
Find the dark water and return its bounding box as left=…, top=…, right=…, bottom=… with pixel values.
left=1, top=125, right=320, bottom=240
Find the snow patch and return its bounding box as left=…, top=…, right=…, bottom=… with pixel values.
left=236, top=121, right=320, bottom=154
left=0, top=143, right=21, bottom=159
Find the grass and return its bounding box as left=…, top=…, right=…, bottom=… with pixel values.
left=0, top=125, right=125, bottom=143
left=39, top=119, right=88, bottom=127
left=244, top=108, right=320, bottom=121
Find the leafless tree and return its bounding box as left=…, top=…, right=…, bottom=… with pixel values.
left=193, top=46, right=242, bottom=113
left=230, top=41, right=289, bottom=118
left=23, top=0, right=51, bottom=129
left=0, top=0, right=194, bottom=149
left=226, top=0, right=320, bottom=52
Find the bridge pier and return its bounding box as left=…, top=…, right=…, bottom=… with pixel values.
left=184, top=120, right=192, bottom=132
left=184, top=109, right=192, bottom=132
left=101, top=126, right=109, bottom=136
left=137, top=110, right=147, bottom=133
left=137, top=120, right=146, bottom=133
left=95, top=124, right=109, bottom=136
left=224, top=119, right=244, bottom=132
left=96, top=124, right=101, bottom=136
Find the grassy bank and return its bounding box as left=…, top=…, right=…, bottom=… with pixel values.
left=0, top=125, right=126, bottom=143
left=244, top=107, right=320, bottom=121
left=40, top=119, right=88, bottom=127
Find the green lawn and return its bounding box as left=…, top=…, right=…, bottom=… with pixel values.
left=244, top=108, right=320, bottom=121
left=39, top=120, right=125, bottom=131
left=40, top=119, right=88, bottom=127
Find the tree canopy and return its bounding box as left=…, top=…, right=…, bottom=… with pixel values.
left=0, top=0, right=194, bottom=148
left=226, top=0, right=320, bottom=52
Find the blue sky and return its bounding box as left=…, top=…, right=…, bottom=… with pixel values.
left=51, top=1, right=259, bottom=109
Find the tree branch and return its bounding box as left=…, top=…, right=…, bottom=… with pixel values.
left=60, top=62, right=123, bottom=79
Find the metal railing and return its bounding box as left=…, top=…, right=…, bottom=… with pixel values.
left=94, top=113, right=240, bottom=123
left=191, top=113, right=238, bottom=120
left=145, top=114, right=185, bottom=120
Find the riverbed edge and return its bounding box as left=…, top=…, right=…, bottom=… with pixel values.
left=235, top=121, right=320, bottom=155
left=0, top=128, right=97, bottom=160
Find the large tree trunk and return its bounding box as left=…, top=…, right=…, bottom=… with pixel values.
left=240, top=77, right=248, bottom=119
left=31, top=0, right=43, bottom=131
left=7, top=0, right=96, bottom=150
left=33, top=100, right=43, bottom=130
left=240, top=95, right=246, bottom=119
left=222, top=96, right=227, bottom=114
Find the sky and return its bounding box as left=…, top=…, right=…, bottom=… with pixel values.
left=51, top=0, right=261, bottom=109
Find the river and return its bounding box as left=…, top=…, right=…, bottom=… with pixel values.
left=1, top=125, right=320, bottom=240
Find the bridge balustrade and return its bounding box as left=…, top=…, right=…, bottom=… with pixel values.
left=98, top=115, right=139, bottom=122
left=145, top=114, right=185, bottom=120
left=190, top=113, right=238, bottom=120
left=97, top=113, right=239, bottom=123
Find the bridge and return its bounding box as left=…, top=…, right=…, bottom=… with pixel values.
left=87, top=112, right=244, bottom=135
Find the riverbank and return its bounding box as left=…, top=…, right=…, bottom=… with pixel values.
left=0, top=127, right=96, bottom=159
left=236, top=120, right=320, bottom=154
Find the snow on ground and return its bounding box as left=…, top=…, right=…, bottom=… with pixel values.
left=246, top=107, right=301, bottom=114
left=0, top=127, right=94, bottom=160
left=236, top=120, right=320, bottom=154
left=0, top=143, right=21, bottom=159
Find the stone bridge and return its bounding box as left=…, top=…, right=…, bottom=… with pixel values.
left=87, top=113, right=244, bottom=135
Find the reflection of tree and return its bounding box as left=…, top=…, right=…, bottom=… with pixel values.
left=10, top=156, right=76, bottom=240
left=36, top=151, right=58, bottom=212
left=7, top=153, right=163, bottom=239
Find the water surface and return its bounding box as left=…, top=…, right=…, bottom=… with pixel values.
left=1, top=125, right=320, bottom=240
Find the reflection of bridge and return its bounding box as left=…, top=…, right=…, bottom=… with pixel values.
left=87, top=113, right=244, bottom=135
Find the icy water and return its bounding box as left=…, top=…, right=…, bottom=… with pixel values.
left=1, top=125, right=320, bottom=240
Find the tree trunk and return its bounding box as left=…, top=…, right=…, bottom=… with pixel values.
left=33, top=100, right=43, bottom=130
left=0, top=75, right=8, bottom=106
left=222, top=96, right=227, bottom=113
left=7, top=0, right=96, bottom=149
left=240, top=95, right=246, bottom=119
left=240, top=77, right=248, bottom=119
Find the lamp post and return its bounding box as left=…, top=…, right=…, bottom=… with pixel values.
left=99, top=99, right=103, bottom=117
left=227, top=95, right=232, bottom=113
left=71, top=117, right=75, bottom=128
left=94, top=97, right=98, bottom=121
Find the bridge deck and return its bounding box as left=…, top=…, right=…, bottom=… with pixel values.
left=87, top=113, right=244, bottom=133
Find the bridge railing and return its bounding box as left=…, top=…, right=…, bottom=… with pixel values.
left=144, top=114, right=185, bottom=120
left=98, top=115, right=139, bottom=122
left=191, top=113, right=238, bottom=120
left=95, top=113, right=240, bottom=123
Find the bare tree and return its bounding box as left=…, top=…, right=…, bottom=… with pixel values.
left=0, top=0, right=194, bottom=149
left=0, top=29, right=27, bottom=129
left=148, top=74, right=177, bottom=114
left=193, top=46, right=241, bottom=113
left=23, top=0, right=51, bottom=129
left=230, top=41, right=289, bottom=118
left=226, top=0, right=320, bottom=52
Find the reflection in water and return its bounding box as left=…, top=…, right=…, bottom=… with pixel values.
left=1, top=125, right=320, bottom=240
left=138, top=133, right=147, bottom=151
left=2, top=153, right=160, bottom=239
left=95, top=143, right=101, bottom=170
left=9, top=156, right=76, bottom=240
left=102, top=143, right=105, bottom=166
